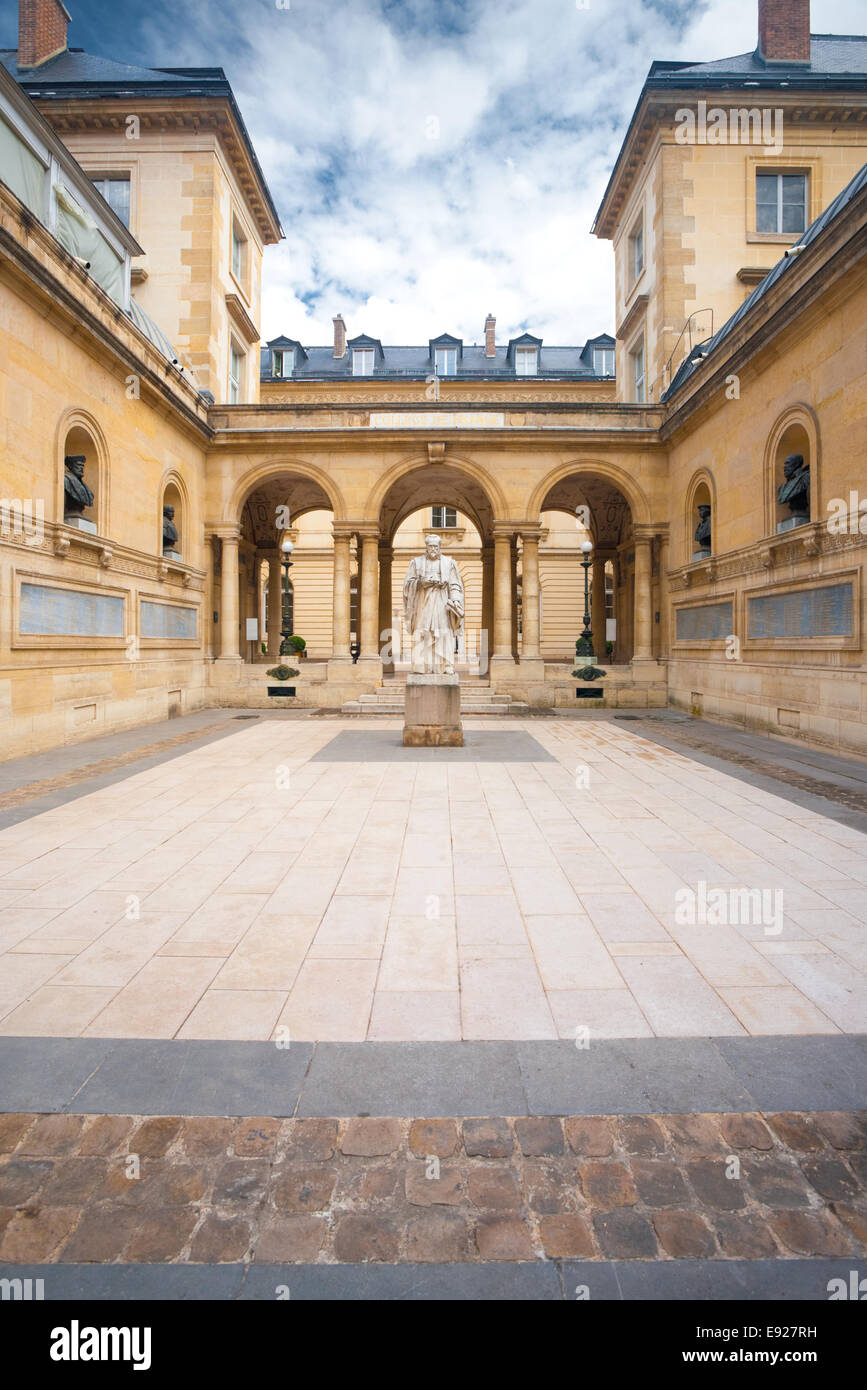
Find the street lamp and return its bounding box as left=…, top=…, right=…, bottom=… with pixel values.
left=279, top=537, right=294, bottom=656
left=574, top=538, right=605, bottom=681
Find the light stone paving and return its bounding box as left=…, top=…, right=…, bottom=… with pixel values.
left=0, top=718, right=865, bottom=1042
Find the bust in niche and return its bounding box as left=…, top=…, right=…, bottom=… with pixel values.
left=776, top=453, right=810, bottom=532
left=692, top=503, right=712, bottom=561
left=162, top=505, right=181, bottom=558
left=63, top=455, right=96, bottom=533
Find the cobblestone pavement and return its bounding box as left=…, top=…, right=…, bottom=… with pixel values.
left=1, top=1110, right=864, bottom=1266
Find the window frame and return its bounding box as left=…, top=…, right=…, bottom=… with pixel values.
left=631, top=338, right=646, bottom=404
left=755, top=170, right=808, bottom=237
left=514, top=346, right=538, bottom=377
left=229, top=340, right=244, bottom=404
left=431, top=506, right=458, bottom=530
left=434, top=347, right=457, bottom=376
left=593, top=347, right=615, bottom=376
left=352, top=348, right=375, bottom=376
left=230, top=217, right=247, bottom=287
left=271, top=349, right=292, bottom=379
left=629, top=216, right=645, bottom=285
left=88, top=174, right=131, bottom=229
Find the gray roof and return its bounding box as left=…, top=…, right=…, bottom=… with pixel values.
left=260, top=335, right=616, bottom=382
left=663, top=160, right=867, bottom=401
left=651, top=36, right=867, bottom=81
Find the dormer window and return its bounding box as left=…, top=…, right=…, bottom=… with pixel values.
left=593, top=347, right=615, bottom=376
left=515, top=346, right=538, bottom=376
left=353, top=348, right=374, bottom=376
left=435, top=347, right=457, bottom=375
left=272, top=349, right=292, bottom=379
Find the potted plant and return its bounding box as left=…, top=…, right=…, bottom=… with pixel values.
left=286, top=634, right=306, bottom=660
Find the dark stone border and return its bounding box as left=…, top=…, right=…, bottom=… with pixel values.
left=310, top=729, right=556, bottom=762
left=0, top=1035, right=864, bottom=1118
left=2, top=1258, right=863, bottom=1301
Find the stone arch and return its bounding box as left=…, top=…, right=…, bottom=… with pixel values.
left=527, top=457, right=651, bottom=528
left=55, top=407, right=110, bottom=535
left=367, top=452, right=508, bottom=540
left=684, top=467, right=717, bottom=562
left=226, top=457, right=347, bottom=531
left=159, top=467, right=189, bottom=559
left=762, top=403, right=820, bottom=536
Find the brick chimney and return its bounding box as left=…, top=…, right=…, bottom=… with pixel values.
left=484, top=313, right=496, bottom=358
left=333, top=314, right=346, bottom=358
left=18, top=0, right=71, bottom=70
left=757, top=0, right=811, bottom=66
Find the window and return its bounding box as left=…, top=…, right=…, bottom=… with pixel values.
left=431, top=506, right=457, bottom=529
left=272, top=349, right=292, bottom=379
left=435, top=347, right=457, bottom=375
left=231, top=221, right=246, bottom=281
left=352, top=348, right=374, bottom=376
left=515, top=346, right=537, bottom=376
left=631, top=340, right=645, bottom=403
left=756, top=172, right=807, bottom=235
left=229, top=342, right=244, bottom=403
left=629, top=219, right=644, bottom=282
left=89, top=175, right=130, bottom=228
left=593, top=347, right=615, bottom=376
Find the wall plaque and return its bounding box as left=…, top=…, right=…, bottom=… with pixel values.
left=141, top=601, right=197, bottom=640
left=20, top=583, right=124, bottom=637
left=369, top=412, right=505, bottom=429
left=748, top=583, right=853, bottom=639
left=675, top=600, right=733, bottom=641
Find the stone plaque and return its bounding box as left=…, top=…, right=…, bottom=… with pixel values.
left=748, top=583, right=853, bottom=639
left=369, top=411, right=505, bottom=429
left=141, top=601, right=197, bottom=640
left=675, top=601, right=733, bottom=642
left=20, top=582, right=124, bottom=637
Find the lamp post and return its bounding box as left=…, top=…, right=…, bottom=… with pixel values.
left=279, top=537, right=294, bottom=657
left=574, top=538, right=605, bottom=681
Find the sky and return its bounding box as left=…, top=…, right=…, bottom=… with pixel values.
left=2, top=0, right=863, bottom=346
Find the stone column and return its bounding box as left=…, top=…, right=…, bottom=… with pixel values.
left=491, top=529, right=515, bottom=672
left=378, top=543, right=394, bottom=672
left=218, top=529, right=241, bottom=661
left=358, top=529, right=381, bottom=666
left=657, top=531, right=670, bottom=659
left=510, top=540, right=519, bottom=659
left=519, top=532, right=541, bottom=662
left=633, top=533, right=653, bottom=661
left=330, top=528, right=352, bottom=662
left=481, top=543, right=494, bottom=672
left=592, top=553, right=607, bottom=660
left=266, top=551, right=282, bottom=657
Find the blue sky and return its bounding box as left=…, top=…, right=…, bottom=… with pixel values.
left=2, top=0, right=863, bottom=345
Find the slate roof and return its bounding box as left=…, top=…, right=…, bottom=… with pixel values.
left=663, top=160, right=867, bottom=401
left=260, top=334, right=616, bottom=382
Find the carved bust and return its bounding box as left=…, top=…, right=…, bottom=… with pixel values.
left=63, top=455, right=94, bottom=517
left=694, top=503, right=712, bottom=549
left=777, top=453, right=810, bottom=517
left=162, top=505, right=179, bottom=553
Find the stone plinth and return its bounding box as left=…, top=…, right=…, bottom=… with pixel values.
left=403, top=673, right=463, bottom=747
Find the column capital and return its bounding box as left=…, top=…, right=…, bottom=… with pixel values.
left=208, top=524, right=241, bottom=543
left=633, top=524, right=658, bottom=544
left=517, top=525, right=544, bottom=545
left=492, top=521, right=519, bottom=541
left=355, top=522, right=382, bottom=542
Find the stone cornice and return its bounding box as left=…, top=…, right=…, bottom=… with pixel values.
left=616, top=293, right=649, bottom=344
left=226, top=293, right=259, bottom=345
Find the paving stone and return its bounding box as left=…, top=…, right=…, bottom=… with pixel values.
left=334, top=1163, right=401, bottom=1204
left=39, top=1158, right=108, bottom=1206
left=18, top=1115, right=85, bottom=1156
left=0, top=1114, right=34, bottom=1153
left=714, top=1212, right=779, bottom=1258
left=408, top=1119, right=459, bottom=1158
left=341, top=1118, right=403, bottom=1157
left=538, top=1214, right=595, bottom=1258
left=188, top=1214, right=252, bottom=1263
left=743, top=1155, right=812, bottom=1208
left=126, top=1209, right=199, bottom=1262
left=799, top=1157, right=862, bottom=1202
left=78, top=1115, right=136, bottom=1157
left=474, top=1216, right=535, bottom=1261
left=719, top=1114, right=774, bottom=1151
left=128, top=1118, right=182, bottom=1158
left=333, top=1214, right=400, bottom=1262
left=212, top=1158, right=271, bottom=1206
left=463, top=1118, right=514, bottom=1158
left=617, top=1117, right=667, bottom=1156
left=254, top=1215, right=325, bottom=1263
left=660, top=1114, right=725, bottom=1152
left=630, top=1159, right=690, bottom=1208
left=765, top=1112, right=824, bottom=1152
left=467, top=1167, right=522, bottom=1211
left=577, top=1161, right=637, bottom=1211
left=405, top=1162, right=465, bottom=1207
left=522, top=1159, right=582, bottom=1215
left=768, top=1209, right=854, bottom=1256
left=175, top=1117, right=236, bottom=1158
left=150, top=1162, right=210, bottom=1207
left=0, top=1206, right=79, bottom=1261
left=652, top=1211, right=716, bottom=1258
left=514, top=1117, right=564, bottom=1156
left=564, top=1116, right=615, bottom=1157
left=282, top=1119, right=339, bottom=1162
left=94, top=1164, right=155, bottom=1207
left=592, top=1208, right=658, bottom=1259
left=234, top=1119, right=283, bottom=1158
left=405, top=1210, right=470, bottom=1262
left=814, top=1112, right=865, bottom=1150
left=58, top=1206, right=139, bottom=1262
left=686, top=1159, right=747, bottom=1211
left=0, top=1157, right=54, bottom=1205
left=271, top=1166, right=337, bottom=1213
left=829, top=1204, right=867, bottom=1247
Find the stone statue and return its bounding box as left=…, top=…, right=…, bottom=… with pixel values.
left=777, top=453, right=810, bottom=521
left=694, top=503, right=712, bottom=552
left=162, top=505, right=179, bottom=553
left=63, top=455, right=94, bottom=519
left=403, top=534, right=465, bottom=675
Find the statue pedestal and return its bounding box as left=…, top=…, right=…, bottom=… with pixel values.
left=403, top=674, right=463, bottom=747
left=776, top=514, right=809, bottom=534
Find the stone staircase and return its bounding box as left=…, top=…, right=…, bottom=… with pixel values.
left=341, top=675, right=529, bottom=716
